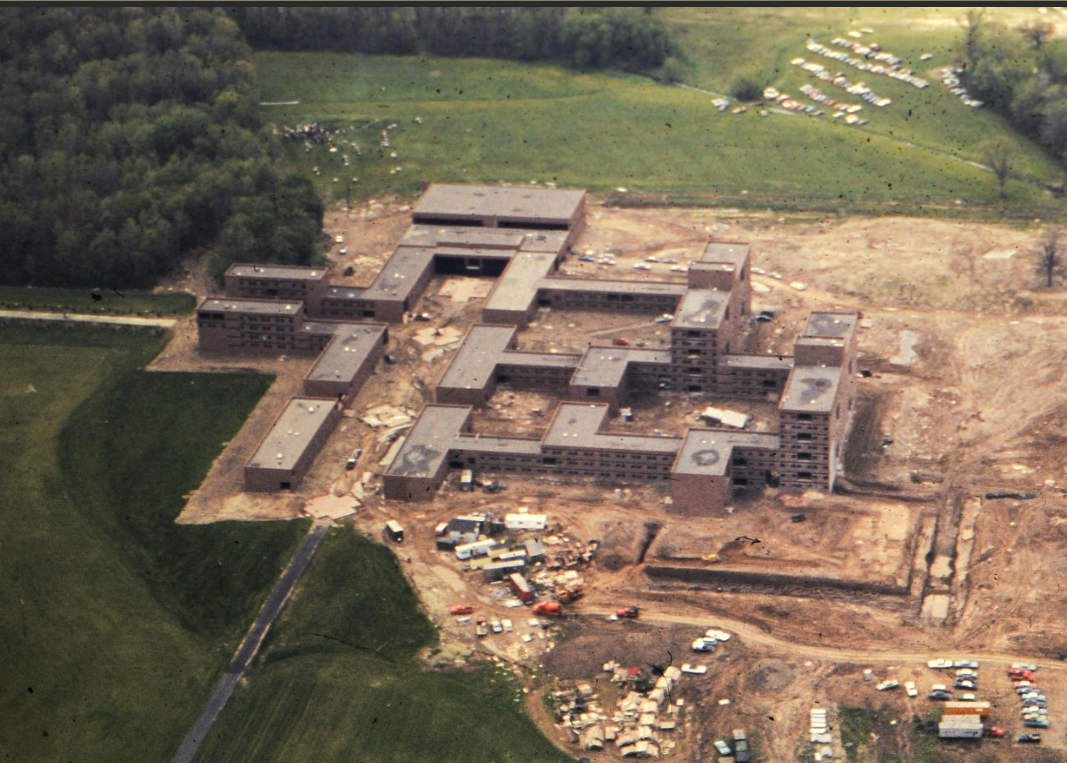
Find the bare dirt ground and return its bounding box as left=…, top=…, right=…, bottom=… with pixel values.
left=160, top=197, right=1067, bottom=760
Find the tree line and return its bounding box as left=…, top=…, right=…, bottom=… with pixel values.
left=226, top=7, right=675, bottom=72
left=0, top=7, right=322, bottom=290
left=961, top=12, right=1067, bottom=178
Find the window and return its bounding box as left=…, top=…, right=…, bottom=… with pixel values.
left=798, top=471, right=812, bottom=480
left=797, top=413, right=813, bottom=422
left=798, top=453, right=812, bottom=461
left=797, top=432, right=812, bottom=441
left=587, top=388, right=600, bottom=397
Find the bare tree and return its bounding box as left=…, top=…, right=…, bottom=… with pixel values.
left=1019, top=19, right=1054, bottom=50
left=983, top=140, right=1013, bottom=198
left=959, top=9, right=986, bottom=67
left=1038, top=229, right=1064, bottom=287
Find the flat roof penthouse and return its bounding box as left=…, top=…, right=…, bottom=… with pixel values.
left=303, top=323, right=388, bottom=399
left=244, top=397, right=341, bottom=491
left=413, top=184, right=586, bottom=230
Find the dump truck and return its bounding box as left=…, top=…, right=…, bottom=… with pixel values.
left=533, top=600, right=563, bottom=617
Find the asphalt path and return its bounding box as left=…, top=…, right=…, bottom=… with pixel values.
left=0, top=308, right=177, bottom=328
left=171, top=522, right=328, bottom=763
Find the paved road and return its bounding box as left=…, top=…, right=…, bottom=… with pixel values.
left=0, top=308, right=177, bottom=328
left=171, top=523, right=328, bottom=763
left=582, top=605, right=1065, bottom=672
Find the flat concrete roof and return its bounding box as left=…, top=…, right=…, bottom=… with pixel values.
left=385, top=405, right=471, bottom=479
left=324, top=285, right=368, bottom=301
left=414, top=184, right=585, bottom=225
left=544, top=403, right=681, bottom=453
left=540, top=277, right=687, bottom=297
left=519, top=230, right=571, bottom=254
left=402, top=225, right=527, bottom=250
left=306, top=324, right=387, bottom=384
left=247, top=397, right=337, bottom=472
left=362, top=247, right=435, bottom=302
left=300, top=321, right=341, bottom=337
left=437, top=325, right=516, bottom=393
left=198, top=298, right=302, bottom=316
left=673, top=429, right=780, bottom=477
left=803, top=311, right=858, bottom=339
left=484, top=252, right=557, bottom=314
left=498, top=351, right=582, bottom=370
left=698, top=242, right=750, bottom=269
left=780, top=365, right=843, bottom=413
left=720, top=353, right=795, bottom=370
left=227, top=263, right=329, bottom=280
left=453, top=434, right=544, bottom=456
left=671, top=289, right=728, bottom=330
left=571, top=347, right=671, bottom=389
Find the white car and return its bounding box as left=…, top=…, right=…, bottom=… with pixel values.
left=953, top=660, right=979, bottom=669
left=691, top=637, right=717, bottom=652
left=714, top=740, right=732, bottom=755
left=501, top=619, right=513, bottom=633
left=876, top=680, right=900, bottom=691
left=904, top=681, right=918, bottom=697
left=490, top=619, right=503, bottom=634
left=928, top=659, right=953, bottom=669
left=705, top=629, right=732, bottom=642
left=681, top=663, right=708, bottom=675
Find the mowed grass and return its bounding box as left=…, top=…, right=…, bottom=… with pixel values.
left=0, top=285, right=196, bottom=316
left=0, top=325, right=306, bottom=762
left=254, top=7, right=1065, bottom=219
left=198, top=527, right=571, bottom=763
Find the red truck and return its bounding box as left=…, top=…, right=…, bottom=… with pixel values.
left=508, top=573, right=535, bottom=603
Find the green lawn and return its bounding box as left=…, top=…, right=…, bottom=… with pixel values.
left=197, top=527, right=571, bottom=763
left=254, top=7, right=1066, bottom=219
left=0, top=285, right=196, bottom=316
left=0, top=324, right=306, bottom=762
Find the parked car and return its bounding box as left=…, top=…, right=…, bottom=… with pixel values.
left=681, top=664, right=707, bottom=675
left=953, top=660, right=979, bottom=669
left=1016, top=732, right=1041, bottom=743
left=450, top=604, right=474, bottom=616
left=928, top=659, right=953, bottom=669
left=876, top=680, right=900, bottom=691
left=691, top=637, right=717, bottom=652
left=345, top=448, right=362, bottom=470
left=985, top=726, right=1005, bottom=738
left=929, top=690, right=953, bottom=701
left=904, top=681, right=918, bottom=697
left=615, top=606, right=639, bottom=619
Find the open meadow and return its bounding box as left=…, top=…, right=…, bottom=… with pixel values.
left=197, top=527, right=571, bottom=763
left=254, top=7, right=1064, bottom=218
left=0, top=325, right=305, bottom=762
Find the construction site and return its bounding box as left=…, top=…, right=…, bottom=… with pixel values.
left=161, top=185, right=1067, bottom=762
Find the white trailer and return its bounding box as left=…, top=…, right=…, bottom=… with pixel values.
left=504, top=513, right=547, bottom=531
left=938, top=716, right=983, bottom=739
left=455, top=539, right=498, bottom=560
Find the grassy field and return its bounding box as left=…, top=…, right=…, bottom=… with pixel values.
left=0, top=324, right=306, bottom=762
left=197, top=527, right=571, bottom=763
left=0, top=285, right=196, bottom=316
left=839, top=706, right=946, bottom=763
left=254, top=7, right=1066, bottom=219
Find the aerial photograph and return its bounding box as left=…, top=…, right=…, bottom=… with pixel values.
left=7, top=6, right=1067, bottom=762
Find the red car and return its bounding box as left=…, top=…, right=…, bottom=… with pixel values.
left=450, top=604, right=474, bottom=616
left=612, top=337, right=631, bottom=347
left=616, top=606, right=640, bottom=619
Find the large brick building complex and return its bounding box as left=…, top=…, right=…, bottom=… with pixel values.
left=198, top=184, right=859, bottom=510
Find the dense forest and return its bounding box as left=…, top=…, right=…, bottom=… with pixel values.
left=0, top=7, right=322, bottom=289
left=227, top=6, right=674, bottom=71
left=963, top=13, right=1067, bottom=173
